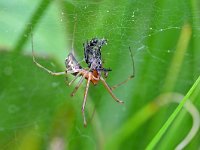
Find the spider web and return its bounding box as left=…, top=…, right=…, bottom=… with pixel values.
left=0, top=0, right=200, bottom=149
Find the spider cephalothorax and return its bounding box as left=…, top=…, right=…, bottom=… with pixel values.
left=65, top=53, right=82, bottom=75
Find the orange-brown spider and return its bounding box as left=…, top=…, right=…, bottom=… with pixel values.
left=31, top=35, right=134, bottom=127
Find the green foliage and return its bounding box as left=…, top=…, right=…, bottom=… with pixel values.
left=0, top=0, right=200, bottom=149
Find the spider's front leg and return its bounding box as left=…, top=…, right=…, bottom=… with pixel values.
left=31, top=28, right=66, bottom=76
left=32, top=55, right=66, bottom=76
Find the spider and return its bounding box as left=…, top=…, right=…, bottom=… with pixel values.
left=31, top=34, right=135, bottom=127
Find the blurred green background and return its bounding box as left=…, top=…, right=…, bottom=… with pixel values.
left=0, top=0, right=200, bottom=149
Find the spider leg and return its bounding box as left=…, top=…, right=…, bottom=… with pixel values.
left=100, top=77, right=124, bottom=103
left=70, top=72, right=87, bottom=96
left=82, top=73, right=91, bottom=127
left=68, top=72, right=81, bottom=86
left=32, top=55, right=66, bottom=76
left=31, top=31, right=65, bottom=76
left=111, top=75, right=134, bottom=90
left=111, top=47, right=135, bottom=90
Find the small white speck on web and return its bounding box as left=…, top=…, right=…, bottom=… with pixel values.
left=107, top=10, right=110, bottom=13
left=131, top=11, right=135, bottom=21
left=60, top=12, right=65, bottom=22
left=132, top=11, right=135, bottom=17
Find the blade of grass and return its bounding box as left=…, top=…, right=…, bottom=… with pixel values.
left=162, top=23, right=192, bottom=92
left=146, top=75, right=200, bottom=150
left=190, top=0, right=200, bottom=79
left=13, top=0, right=52, bottom=54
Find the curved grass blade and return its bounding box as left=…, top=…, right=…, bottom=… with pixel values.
left=146, top=75, right=200, bottom=150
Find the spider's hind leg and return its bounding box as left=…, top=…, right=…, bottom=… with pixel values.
left=111, top=47, right=135, bottom=90
left=111, top=75, right=134, bottom=90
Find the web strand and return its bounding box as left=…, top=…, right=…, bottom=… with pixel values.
left=71, top=14, right=78, bottom=55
